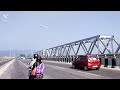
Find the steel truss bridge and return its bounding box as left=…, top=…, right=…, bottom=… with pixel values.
left=35, top=35, right=120, bottom=68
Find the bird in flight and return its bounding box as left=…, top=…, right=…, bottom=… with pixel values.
left=3, top=14, right=8, bottom=19
left=40, top=25, right=48, bottom=29
left=1, top=13, right=9, bottom=23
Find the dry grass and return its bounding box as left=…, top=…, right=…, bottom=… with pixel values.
left=0, top=57, right=14, bottom=63
left=0, top=60, right=4, bottom=63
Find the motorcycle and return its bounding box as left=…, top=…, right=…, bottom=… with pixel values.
left=27, top=63, right=43, bottom=79
left=36, top=73, right=44, bottom=79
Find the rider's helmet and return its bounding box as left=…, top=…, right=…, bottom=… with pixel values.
left=33, top=54, right=38, bottom=59
left=37, top=55, right=42, bottom=61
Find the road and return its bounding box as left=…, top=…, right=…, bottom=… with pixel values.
left=0, top=59, right=120, bottom=79
left=0, top=59, right=29, bottom=79
left=43, top=61, right=120, bottom=79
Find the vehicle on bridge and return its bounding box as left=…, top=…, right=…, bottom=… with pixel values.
left=72, top=55, right=101, bottom=71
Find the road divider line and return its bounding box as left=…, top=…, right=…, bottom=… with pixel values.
left=77, top=71, right=101, bottom=77
left=18, top=60, right=29, bottom=68
left=0, top=59, right=15, bottom=77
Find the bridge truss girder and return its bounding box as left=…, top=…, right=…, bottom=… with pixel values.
left=37, top=35, right=120, bottom=57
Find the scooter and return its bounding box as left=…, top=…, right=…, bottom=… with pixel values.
left=29, top=72, right=43, bottom=79
left=36, top=73, right=43, bottom=79
left=27, top=63, right=43, bottom=79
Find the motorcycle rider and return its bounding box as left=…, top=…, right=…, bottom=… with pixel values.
left=31, top=55, right=45, bottom=79
left=29, top=54, right=38, bottom=69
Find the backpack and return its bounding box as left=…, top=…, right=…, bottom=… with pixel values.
left=36, top=62, right=44, bottom=74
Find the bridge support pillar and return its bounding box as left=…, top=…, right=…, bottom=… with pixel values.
left=63, top=56, right=65, bottom=62
left=72, top=56, right=73, bottom=62
left=65, top=56, right=67, bottom=62
left=68, top=56, right=70, bottom=63
left=104, top=58, right=108, bottom=67
left=99, top=58, right=101, bottom=65
left=70, top=56, right=72, bottom=63
left=67, top=56, right=69, bottom=62
left=111, top=58, right=116, bottom=68
left=62, top=56, right=64, bottom=62
left=58, top=56, right=59, bottom=62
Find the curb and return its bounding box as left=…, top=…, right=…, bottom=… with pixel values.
left=100, top=65, right=120, bottom=71
left=43, top=60, right=72, bottom=64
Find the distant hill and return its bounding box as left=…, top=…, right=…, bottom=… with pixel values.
left=0, top=50, right=37, bottom=57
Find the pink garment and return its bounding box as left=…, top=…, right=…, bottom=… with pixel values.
left=36, top=63, right=45, bottom=74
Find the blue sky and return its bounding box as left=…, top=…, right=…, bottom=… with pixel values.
left=0, top=11, right=120, bottom=51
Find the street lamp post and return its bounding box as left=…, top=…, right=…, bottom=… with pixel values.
left=10, top=48, right=11, bottom=57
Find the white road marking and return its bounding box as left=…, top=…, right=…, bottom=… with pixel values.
left=18, top=60, right=29, bottom=68
left=77, top=71, right=101, bottom=77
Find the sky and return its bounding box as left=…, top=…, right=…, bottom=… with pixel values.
left=0, top=11, right=120, bottom=52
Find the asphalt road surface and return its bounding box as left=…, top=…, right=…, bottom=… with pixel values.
left=0, top=59, right=120, bottom=79
left=0, top=59, right=29, bottom=79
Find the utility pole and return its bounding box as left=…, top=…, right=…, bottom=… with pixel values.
left=31, top=49, right=33, bottom=57
left=10, top=48, right=11, bottom=57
